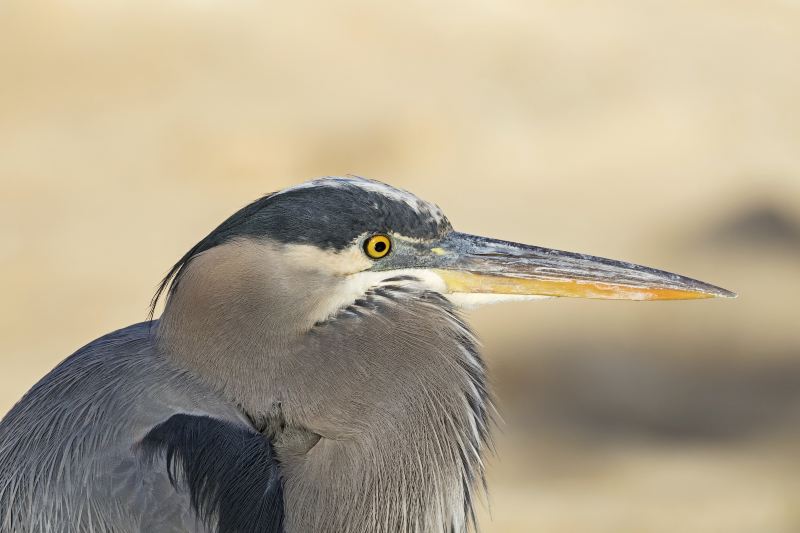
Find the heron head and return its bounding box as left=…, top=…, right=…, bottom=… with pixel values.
left=154, top=176, right=734, bottom=333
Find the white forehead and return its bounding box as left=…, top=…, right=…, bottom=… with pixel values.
left=276, top=176, right=447, bottom=224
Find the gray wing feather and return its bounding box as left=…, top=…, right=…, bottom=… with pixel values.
left=0, top=321, right=272, bottom=533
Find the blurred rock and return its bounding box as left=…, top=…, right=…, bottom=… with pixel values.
left=496, top=342, right=800, bottom=442
left=699, top=201, right=800, bottom=253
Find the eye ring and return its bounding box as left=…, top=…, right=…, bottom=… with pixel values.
left=364, top=234, right=392, bottom=259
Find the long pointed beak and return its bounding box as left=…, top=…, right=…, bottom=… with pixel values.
left=422, top=232, right=735, bottom=300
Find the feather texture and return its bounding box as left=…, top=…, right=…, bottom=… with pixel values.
left=140, top=414, right=284, bottom=533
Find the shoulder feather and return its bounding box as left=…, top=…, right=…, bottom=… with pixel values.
left=140, top=414, right=284, bottom=533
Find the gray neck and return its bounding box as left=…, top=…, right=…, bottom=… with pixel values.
left=157, top=240, right=492, bottom=532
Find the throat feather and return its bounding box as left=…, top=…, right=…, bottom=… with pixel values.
left=281, top=287, right=492, bottom=533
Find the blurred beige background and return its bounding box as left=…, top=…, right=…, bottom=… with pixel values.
left=2, top=1, right=800, bottom=531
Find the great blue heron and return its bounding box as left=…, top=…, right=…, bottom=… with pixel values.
left=0, top=177, right=733, bottom=532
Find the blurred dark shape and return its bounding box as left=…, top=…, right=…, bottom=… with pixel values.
left=496, top=343, right=800, bottom=443
left=700, top=201, right=800, bottom=252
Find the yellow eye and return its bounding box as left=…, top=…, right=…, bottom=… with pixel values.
left=364, top=234, right=392, bottom=259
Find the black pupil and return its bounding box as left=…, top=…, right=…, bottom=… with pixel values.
left=373, top=241, right=387, bottom=253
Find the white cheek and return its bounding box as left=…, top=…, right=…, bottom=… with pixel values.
left=309, top=269, right=448, bottom=324
left=446, top=293, right=552, bottom=309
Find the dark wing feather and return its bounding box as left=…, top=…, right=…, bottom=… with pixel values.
left=139, top=414, right=284, bottom=533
